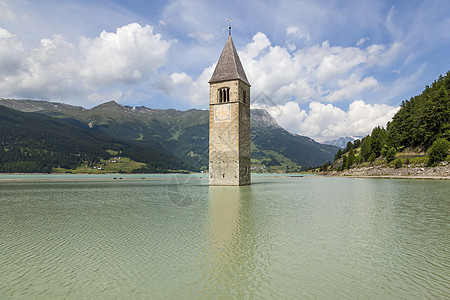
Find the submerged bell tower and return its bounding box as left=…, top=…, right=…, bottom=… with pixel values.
left=208, top=25, right=251, bottom=185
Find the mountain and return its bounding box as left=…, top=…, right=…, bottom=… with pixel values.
left=251, top=109, right=339, bottom=168
left=0, top=105, right=192, bottom=173
left=0, top=99, right=339, bottom=172
left=323, top=136, right=363, bottom=148
left=0, top=98, right=85, bottom=113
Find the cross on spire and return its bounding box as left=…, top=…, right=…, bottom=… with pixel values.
left=228, top=18, right=232, bottom=36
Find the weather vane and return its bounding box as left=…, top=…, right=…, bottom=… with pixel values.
left=228, top=18, right=232, bottom=36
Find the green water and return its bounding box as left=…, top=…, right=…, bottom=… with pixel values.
left=0, top=174, right=449, bottom=299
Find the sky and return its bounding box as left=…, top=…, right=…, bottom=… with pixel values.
left=1, top=0, right=449, bottom=141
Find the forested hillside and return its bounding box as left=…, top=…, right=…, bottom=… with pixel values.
left=0, top=105, right=191, bottom=173
left=329, top=71, right=450, bottom=171
left=387, top=71, right=449, bottom=148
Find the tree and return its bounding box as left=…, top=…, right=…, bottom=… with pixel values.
left=381, top=144, right=390, bottom=157
left=386, top=72, right=450, bottom=149
left=385, top=147, right=397, bottom=163
left=428, top=138, right=449, bottom=165
left=319, top=161, right=331, bottom=172
left=423, top=86, right=450, bottom=146
left=334, top=149, right=343, bottom=161
left=370, top=127, right=387, bottom=157
left=346, top=149, right=355, bottom=169
left=341, top=155, right=347, bottom=171
left=360, top=135, right=372, bottom=161
left=344, top=141, right=354, bottom=152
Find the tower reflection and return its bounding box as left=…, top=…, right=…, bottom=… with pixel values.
left=203, top=185, right=267, bottom=298
left=208, top=186, right=241, bottom=255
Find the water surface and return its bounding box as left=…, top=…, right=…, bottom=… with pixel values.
left=0, top=174, right=449, bottom=298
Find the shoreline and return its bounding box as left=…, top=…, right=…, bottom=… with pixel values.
left=320, top=164, right=450, bottom=180
left=0, top=173, right=205, bottom=182
left=1, top=168, right=449, bottom=181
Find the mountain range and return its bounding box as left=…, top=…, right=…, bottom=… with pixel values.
left=323, top=136, right=364, bottom=148
left=0, top=99, right=339, bottom=173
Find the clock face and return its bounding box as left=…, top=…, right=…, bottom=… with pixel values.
left=214, top=104, right=231, bottom=122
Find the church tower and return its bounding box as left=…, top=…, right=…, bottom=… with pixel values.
left=209, top=30, right=251, bottom=186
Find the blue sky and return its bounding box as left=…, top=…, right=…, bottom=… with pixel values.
left=0, top=0, right=449, bottom=141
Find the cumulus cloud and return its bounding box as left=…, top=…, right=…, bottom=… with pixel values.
left=286, top=26, right=310, bottom=51
left=0, top=23, right=171, bottom=103
left=155, top=65, right=215, bottom=106
left=254, top=100, right=307, bottom=132
left=242, top=34, right=401, bottom=103
left=286, top=26, right=310, bottom=41
left=325, top=74, right=380, bottom=102
left=79, top=23, right=170, bottom=85
left=0, top=28, right=24, bottom=77
left=253, top=100, right=398, bottom=141
left=162, top=31, right=401, bottom=108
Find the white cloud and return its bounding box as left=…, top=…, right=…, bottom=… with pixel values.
left=316, top=44, right=367, bottom=82
left=356, top=37, right=369, bottom=46
left=286, top=26, right=310, bottom=41
left=325, top=75, right=380, bottom=102
left=79, top=23, right=171, bottom=85
left=87, top=90, right=131, bottom=105
left=0, top=28, right=24, bottom=76
left=0, top=23, right=172, bottom=104
left=156, top=64, right=215, bottom=106
left=239, top=33, right=399, bottom=103
left=253, top=101, right=307, bottom=132
left=252, top=100, right=398, bottom=141
left=156, top=72, right=194, bottom=95
left=241, top=32, right=271, bottom=60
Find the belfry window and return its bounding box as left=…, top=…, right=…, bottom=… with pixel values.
left=218, top=88, right=230, bottom=103
left=243, top=90, right=247, bottom=104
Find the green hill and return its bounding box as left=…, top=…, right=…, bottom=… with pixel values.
left=387, top=71, right=450, bottom=148
left=0, top=105, right=191, bottom=173
left=329, top=71, right=450, bottom=171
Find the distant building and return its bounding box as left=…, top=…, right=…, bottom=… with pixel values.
left=208, top=28, right=251, bottom=185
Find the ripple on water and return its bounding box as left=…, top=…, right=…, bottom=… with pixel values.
left=0, top=176, right=449, bottom=298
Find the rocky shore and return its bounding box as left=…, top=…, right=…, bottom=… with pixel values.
left=322, top=163, right=450, bottom=179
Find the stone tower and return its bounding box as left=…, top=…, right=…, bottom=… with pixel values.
left=209, top=32, right=251, bottom=186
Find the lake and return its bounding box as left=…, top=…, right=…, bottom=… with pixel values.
left=0, top=174, right=449, bottom=299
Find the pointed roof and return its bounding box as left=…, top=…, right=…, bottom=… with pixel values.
left=209, top=35, right=250, bottom=86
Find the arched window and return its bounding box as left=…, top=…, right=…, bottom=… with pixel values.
left=242, top=90, right=247, bottom=104
left=218, top=87, right=230, bottom=103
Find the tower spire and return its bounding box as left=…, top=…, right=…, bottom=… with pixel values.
left=208, top=27, right=250, bottom=86
left=228, top=18, right=232, bottom=36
